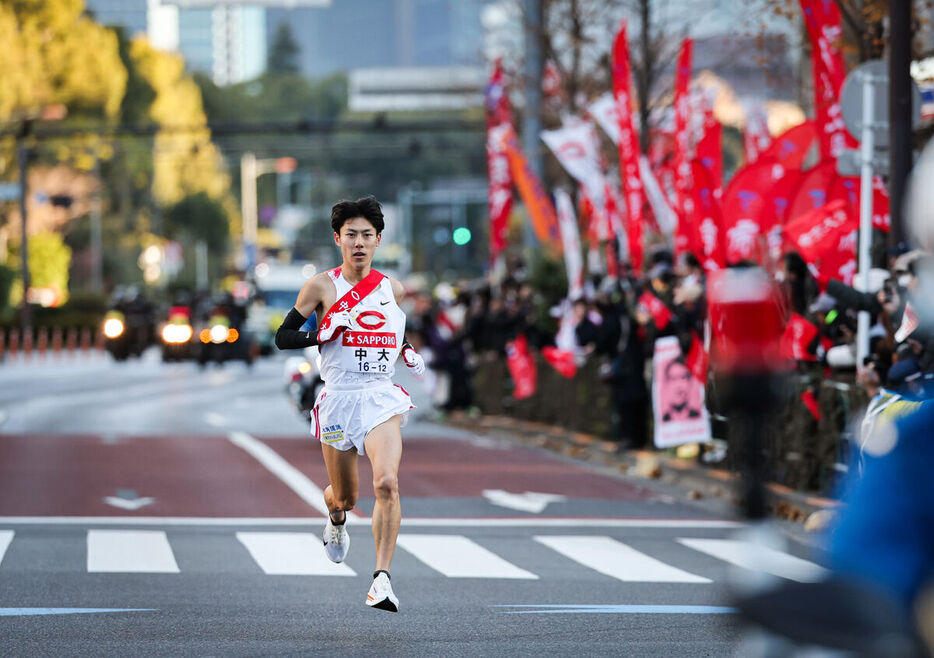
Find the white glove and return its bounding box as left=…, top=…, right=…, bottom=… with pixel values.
left=317, top=310, right=354, bottom=343
left=401, top=345, right=426, bottom=376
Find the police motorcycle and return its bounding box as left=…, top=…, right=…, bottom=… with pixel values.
left=102, top=287, right=156, bottom=361
left=283, top=345, right=323, bottom=420
left=160, top=304, right=195, bottom=361
left=194, top=293, right=256, bottom=367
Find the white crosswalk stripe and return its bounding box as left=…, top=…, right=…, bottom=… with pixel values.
left=677, top=538, right=828, bottom=583
left=535, top=535, right=711, bottom=583
left=0, top=531, right=13, bottom=567
left=0, top=529, right=825, bottom=583
left=236, top=532, right=356, bottom=576
left=396, top=534, right=538, bottom=579
left=87, top=530, right=179, bottom=573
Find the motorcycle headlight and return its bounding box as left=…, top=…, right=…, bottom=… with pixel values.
left=209, top=324, right=229, bottom=344
left=162, top=323, right=193, bottom=344
left=103, top=318, right=125, bottom=339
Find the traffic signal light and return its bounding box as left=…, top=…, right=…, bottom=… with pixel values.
left=452, top=226, right=471, bottom=246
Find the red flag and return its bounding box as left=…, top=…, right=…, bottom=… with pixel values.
left=696, top=108, right=723, bottom=199
left=612, top=20, right=645, bottom=272
left=690, top=160, right=725, bottom=272
left=485, top=59, right=513, bottom=261
left=542, top=346, right=577, bottom=379
left=780, top=313, right=820, bottom=361
left=637, top=290, right=672, bottom=330
left=672, top=38, right=694, bottom=256
left=783, top=199, right=856, bottom=271
left=801, top=389, right=822, bottom=421
left=505, top=334, right=537, bottom=399
left=787, top=159, right=838, bottom=223
left=686, top=333, right=709, bottom=383
left=799, top=0, right=857, bottom=159
left=828, top=175, right=891, bottom=233
left=758, top=121, right=817, bottom=170
left=721, top=160, right=786, bottom=264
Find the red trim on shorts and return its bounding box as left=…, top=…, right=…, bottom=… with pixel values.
left=313, top=406, right=321, bottom=441
left=395, top=384, right=410, bottom=397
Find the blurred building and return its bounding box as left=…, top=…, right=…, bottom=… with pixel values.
left=174, top=4, right=267, bottom=85
left=84, top=0, right=149, bottom=36
left=265, top=0, right=494, bottom=79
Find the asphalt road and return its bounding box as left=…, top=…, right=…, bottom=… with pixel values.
left=0, top=349, right=828, bottom=657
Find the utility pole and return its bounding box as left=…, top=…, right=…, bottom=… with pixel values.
left=888, top=1, right=912, bottom=247
left=17, top=121, right=32, bottom=336
left=522, top=0, right=544, bottom=249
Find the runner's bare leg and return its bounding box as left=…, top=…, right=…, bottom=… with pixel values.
left=364, top=415, right=403, bottom=572
left=321, top=444, right=359, bottom=520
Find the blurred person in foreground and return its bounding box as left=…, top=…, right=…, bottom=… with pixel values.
left=738, top=144, right=934, bottom=656
left=273, top=196, right=427, bottom=613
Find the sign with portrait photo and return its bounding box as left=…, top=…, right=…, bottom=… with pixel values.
left=652, top=336, right=711, bottom=448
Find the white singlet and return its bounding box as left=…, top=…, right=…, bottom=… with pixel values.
left=310, top=267, right=414, bottom=454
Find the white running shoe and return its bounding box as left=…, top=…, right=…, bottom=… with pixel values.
left=322, top=515, right=349, bottom=563
left=365, top=572, right=399, bottom=612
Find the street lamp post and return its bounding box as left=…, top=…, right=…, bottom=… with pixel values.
left=240, top=152, right=287, bottom=271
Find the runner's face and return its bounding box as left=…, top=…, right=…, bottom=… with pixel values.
left=335, top=217, right=380, bottom=268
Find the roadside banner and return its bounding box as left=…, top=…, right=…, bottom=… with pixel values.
left=485, top=59, right=513, bottom=261
left=799, top=0, right=856, bottom=159
left=611, top=20, right=646, bottom=272
left=672, top=37, right=694, bottom=255
left=494, top=124, right=562, bottom=252
left=652, top=335, right=711, bottom=448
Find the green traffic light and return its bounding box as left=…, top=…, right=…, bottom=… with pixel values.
left=452, top=227, right=472, bottom=246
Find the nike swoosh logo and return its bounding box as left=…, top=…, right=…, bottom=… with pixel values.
left=380, top=301, right=390, bottom=305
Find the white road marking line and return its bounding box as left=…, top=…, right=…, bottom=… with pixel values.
left=86, top=530, right=179, bottom=573
left=0, top=530, right=13, bottom=566
left=0, top=516, right=744, bottom=528
left=227, top=431, right=352, bottom=521
left=236, top=532, right=355, bottom=576
left=677, top=538, right=828, bottom=582
left=535, top=535, right=711, bottom=583
left=397, top=534, right=537, bottom=579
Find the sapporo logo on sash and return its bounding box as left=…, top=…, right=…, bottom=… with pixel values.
left=342, top=322, right=396, bottom=372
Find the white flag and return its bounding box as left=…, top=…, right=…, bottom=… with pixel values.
left=554, top=188, right=584, bottom=300
left=541, top=118, right=608, bottom=229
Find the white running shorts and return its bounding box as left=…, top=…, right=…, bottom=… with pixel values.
left=310, top=382, right=414, bottom=455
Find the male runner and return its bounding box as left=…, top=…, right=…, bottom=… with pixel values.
left=274, top=196, right=425, bottom=612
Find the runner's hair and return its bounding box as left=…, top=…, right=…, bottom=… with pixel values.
left=331, top=196, right=384, bottom=234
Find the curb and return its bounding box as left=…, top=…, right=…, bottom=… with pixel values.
left=443, top=412, right=840, bottom=525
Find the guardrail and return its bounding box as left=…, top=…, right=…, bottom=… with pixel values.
left=471, top=355, right=865, bottom=496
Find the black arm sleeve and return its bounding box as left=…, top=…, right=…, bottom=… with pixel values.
left=274, top=307, right=319, bottom=350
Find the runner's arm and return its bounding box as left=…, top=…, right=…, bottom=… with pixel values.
left=274, top=274, right=327, bottom=350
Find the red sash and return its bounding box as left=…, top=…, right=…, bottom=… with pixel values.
left=318, top=267, right=385, bottom=342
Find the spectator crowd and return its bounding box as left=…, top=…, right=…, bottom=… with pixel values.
left=403, top=242, right=934, bottom=470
